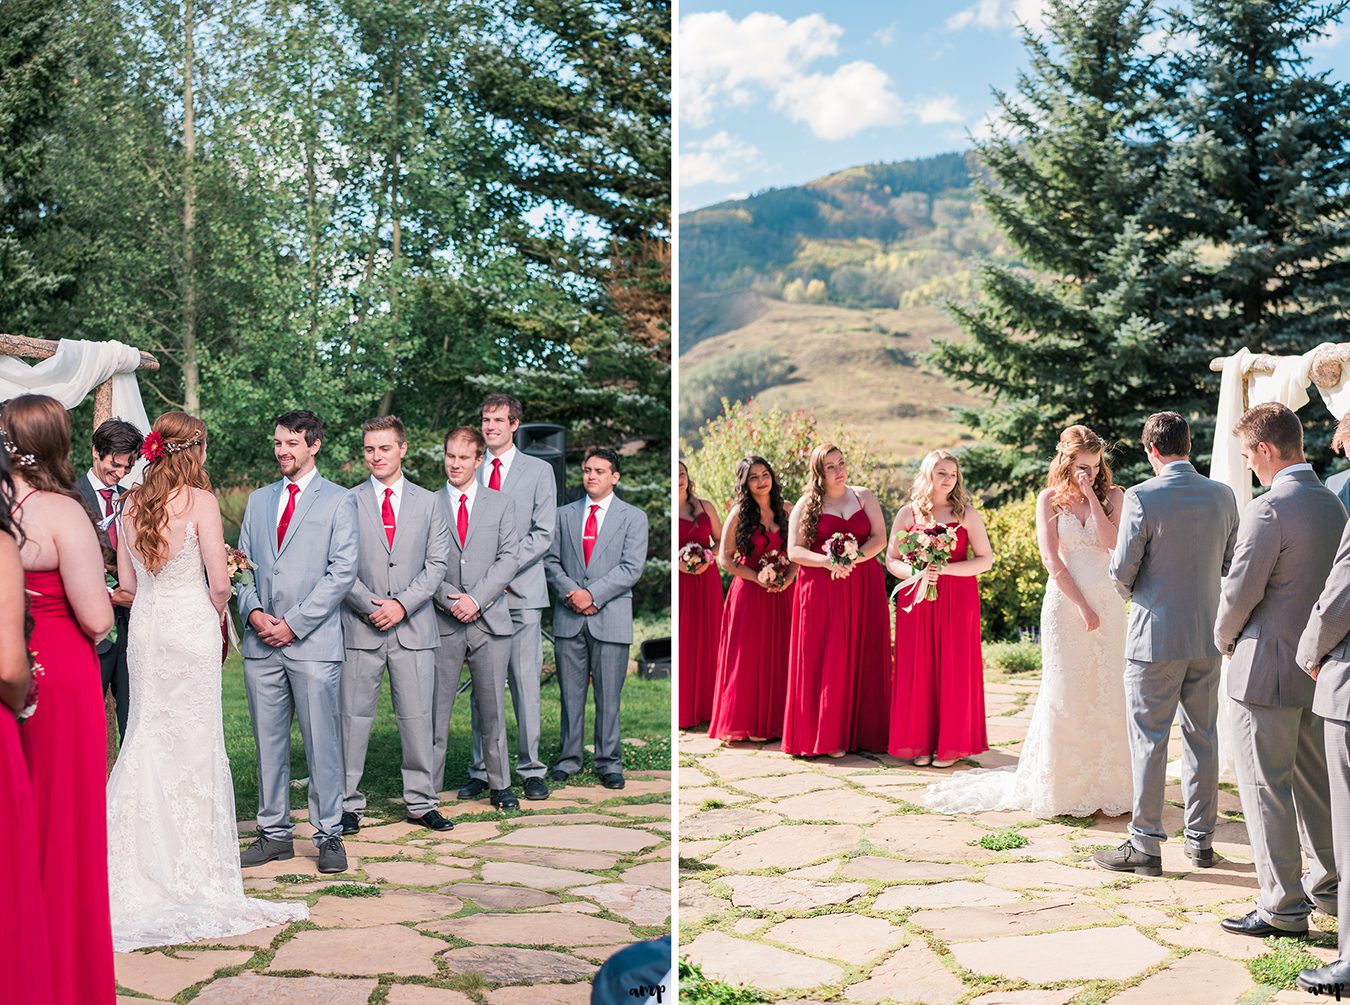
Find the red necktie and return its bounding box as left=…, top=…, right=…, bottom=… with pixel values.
left=457, top=493, right=469, bottom=545
left=382, top=487, right=396, bottom=546
left=583, top=504, right=600, bottom=565
left=98, top=488, right=117, bottom=551
left=277, top=483, right=300, bottom=548
left=489, top=457, right=502, bottom=491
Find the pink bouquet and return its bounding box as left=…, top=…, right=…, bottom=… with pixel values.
left=824, top=532, right=859, bottom=579
left=755, top=549, right=792, bottom=589
left=226, top=546, right=256, bottom=596
left=678, top=542, right=713, bottom=574
left=891, top=524, right=961, bottom=608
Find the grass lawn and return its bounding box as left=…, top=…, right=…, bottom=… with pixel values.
left=109, top=612, right=671, bottom=824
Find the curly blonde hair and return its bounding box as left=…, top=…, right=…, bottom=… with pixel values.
left=910, top=449, right=971, bottom=526
left=799, top=443, right=842, bottom=547
left=1048, top=425, right=1115, bottom=516
left=123, top=411, right=210, bottom=573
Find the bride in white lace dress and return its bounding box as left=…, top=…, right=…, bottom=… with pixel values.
left=922, top=425, right=1134, bottom=818
left=105, top=412, right=305, bottom=951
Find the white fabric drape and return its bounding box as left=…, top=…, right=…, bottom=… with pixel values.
left=0, top=339, right=152, bottom=434
left=1210, top=347, right=1254, bottom=510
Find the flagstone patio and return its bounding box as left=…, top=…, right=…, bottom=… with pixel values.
left=679, top=677, right=1337, bottom=1004
left=112, top=771, right=670, bottom=1005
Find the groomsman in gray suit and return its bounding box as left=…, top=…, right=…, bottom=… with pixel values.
left=236, top=410, right=359, bottom=874
left=1326, top=414, right=1350, bottom=515
left=545, top=447, right=649, bottom=790
left=1296, top=518, right=1350, bottom=993
left=431, top=426, right=522, bottom=810
left=340, top=415, right=453, bottom=834
left=457, top=394, right=556, bottom=803
left=1101, top=411, right=1239, bottom=877
left=1215, top=402, right=1344, bottom=938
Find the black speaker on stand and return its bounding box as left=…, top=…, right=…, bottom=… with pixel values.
left=516, top=423, right=568, bottom=503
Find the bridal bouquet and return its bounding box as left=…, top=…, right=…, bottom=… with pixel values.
left=755, top=549, right=792, bottom=589
left=17, top=651, right=42, bottom=722
left=679, top=542, right=714, bottom=574
left=824, top=532, right=859, bottom=579
left=104, top=572, right=119, bottom=646
left=226, top=547, right=256, bottom=596
left=891, top=524, right=961, bottom=609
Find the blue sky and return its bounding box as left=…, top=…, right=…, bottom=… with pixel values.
left=678, top=1, right=1350, bottom=211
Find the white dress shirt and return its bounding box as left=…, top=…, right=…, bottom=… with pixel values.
left=276, top=466, right=320, bottom=523
left=370, top=474, right=405, bottom=520
left=1273, top=462, right=1315, bottom=486
left=447, top=478, right=479, bottom=524
left=480, top=444, right=517, bottom=489
left=583, top=490, right=616, bottom=539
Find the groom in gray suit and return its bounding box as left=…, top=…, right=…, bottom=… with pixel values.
left=431, top=426, right=522, bottom=810
left=339, top=415, right=453, bottom=834
left=456, top=393, right=556, bottom=803
left=236, top=410, right=359, bottom=874
left=1215, top=402, right=1344, bottom=938
left=1296, top=518, right=1350, bottom=992
left=1100, top=412, right=1239, bottom=877
left=546, top=447, right=649, bottom=790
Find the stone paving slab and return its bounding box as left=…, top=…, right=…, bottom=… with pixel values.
left=190, top=975, right=379, bottom=1004
left=115, top=949, right=255, bottom=999
left=684, top=930, right=845, bottom=992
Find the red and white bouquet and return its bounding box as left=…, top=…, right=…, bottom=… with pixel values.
left=755, top=549, right=792, bottom=589
left=226, top=546, right=256, bottom=597
left=824, top=532, right=859, bottom=579
left=678, top=542, right=714, bottom=574
left=17, top=651, right=42, bottom=722
left=891, top=524, right=961, bottom=610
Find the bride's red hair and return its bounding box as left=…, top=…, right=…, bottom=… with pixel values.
left=124, top=411, right=210, bottom=573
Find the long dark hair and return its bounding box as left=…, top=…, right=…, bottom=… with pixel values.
left=0, top=443, right=19, bottom=543
left=733, top=455, right=788, bottom=560
left=0, top=395, right=81, bottom=506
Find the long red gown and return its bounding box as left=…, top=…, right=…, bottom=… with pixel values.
left=0, top=702, right=53, bottom=1004
left=678, top=511, right=723, bottom=729
left=888, top=522, right=988, bottom=761
left=21, top=568, right=114, bottom=1005
left=708, top=526, right=795, bottom=741
left=782, top=508, right=892, bottom=755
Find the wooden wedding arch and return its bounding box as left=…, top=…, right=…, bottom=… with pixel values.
left=1210, top=343, right=1350, bottom=410
left=0, top=334, right=160, bottom=425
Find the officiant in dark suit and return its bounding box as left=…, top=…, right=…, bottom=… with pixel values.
left=78, top=417, right=143, bottom=740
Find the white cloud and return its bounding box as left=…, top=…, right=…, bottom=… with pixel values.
left=915, top=95, right=963, bottom=125
left=680, top=131, right=761, bottom=188
left=945, top=0, right=1047, bottom=34
left=1309, top=21, right=1350, bottom=49
left=773, top=61, right=906, bottom=140
left=874, top=23, right=897, bottom=48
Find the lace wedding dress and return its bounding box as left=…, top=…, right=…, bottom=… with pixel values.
left=921, top=512, right=1134, bottom=818
left=106, top=523, right=306, bottom=951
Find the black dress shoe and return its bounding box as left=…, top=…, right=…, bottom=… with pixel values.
left=317, top=837, right=348, bottom=874
left=457, top=778, right=490, bottom=800
left=405, top=809, right=455, bottom=832
left=1298, top=959, right=1350, bottom=996
left=600, top=772, right=625, bottom=790
left=523, top=776, right=549, bottom=801
left=491, top=788, right=521, bottom=810
left=240, top=836, right=294, bottom=867
left=1186, top=843, right=1215, bottom=868
left=548, top=767, right=572, bottom=784
left=1221, top=909, right=1307, bottom=939
left=1092, top=840, right=1162, bottom=877
left=340, top=811, right=360, bottom=836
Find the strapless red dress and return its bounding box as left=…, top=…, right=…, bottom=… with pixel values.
left=0, top=698, right=53, bottom=1004
left=782, top=509, right=892, bottom=755
left=709, top=527, right=795, bottom=741
left=678, top=511, right=723, bottom=728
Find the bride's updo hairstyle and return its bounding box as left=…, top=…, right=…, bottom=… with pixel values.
left=799, top=442, right=842, bottom=548
left=911, top=449, right=971, bottom=525
left=1048, top=424, right=1115, bottom=516
left=0, top=395, right=81, bottom=504
left=125, top=411, right=209, bottom=573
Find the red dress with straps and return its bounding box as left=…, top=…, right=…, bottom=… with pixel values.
left=678, top=511, right=723, bottom=728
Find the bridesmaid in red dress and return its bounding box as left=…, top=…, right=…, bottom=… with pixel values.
left=0, top=448, right=53, bottom=1005
left=677, top=461, right=724, bottom=728
left=887, top=449, right=994, bottom=767
left=709, top=456, right=797, bottom=742
left=4, top=395, right=115, bottom=1005
left=783, top=443, right=892, bottom=756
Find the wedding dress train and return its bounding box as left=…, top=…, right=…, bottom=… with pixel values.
left=106, top=523, right=306, bottom=951
left=921, top=512, right=1133, bottom=818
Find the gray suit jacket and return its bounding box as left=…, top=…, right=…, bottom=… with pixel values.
left=1110, top=461, right=1239, bottom=662
left=1326, top=468, right=1350, bottom=516
left=545, top=495, right=649, bottom=645
left=343, top=479, right=451, bottom=651
left=1297, top=519, right=1350, bottom=722
left=434, top=485, right=521, bottom=638
left=237, top=474, right=360, bottom=663
left=1216, top=468, right=1348, bottom=708
left=480, top=450, right=556, bottom=610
